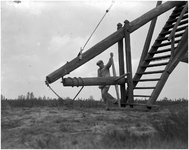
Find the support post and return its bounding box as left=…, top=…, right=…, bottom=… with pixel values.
left=137, top=1, right=162, bottom=73
left=117, top=23, right=127, bottom=105
left=124, top=20, right=134, bottom=104
left=112, top=56, right=121, bottom=108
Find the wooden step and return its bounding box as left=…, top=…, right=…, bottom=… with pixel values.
left=170, top=32, right=185, bottom=39
left=156, top=32, right=184, bottom=42
left=133, top=78, right=160, bottom=82
left=153, top=39, right=180, bottom=48
left=137, top=70, right=164, bottom=75
left=167, top=14, right=188, bottom=24
left=141, top=62, right=168, bottom=68
left=145, top=55, right=171, bottom=61
left=163, top=20, right=188, bottom=30
left=134, top=87, right=155, bottom=89
left=160, top=25, right=187, bottom=36
left=134, top=95, right=151, bottom=97
left=170, top=10, right=188, bottom=19
left=149, top=48, right=172, bottom=54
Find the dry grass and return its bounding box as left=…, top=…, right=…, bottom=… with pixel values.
left=1, top=98, right=188, bottom=149
left=98, top=107, right=188, bottom=149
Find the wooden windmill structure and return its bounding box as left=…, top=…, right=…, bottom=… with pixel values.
left=46, top=1, right=188, bottom=108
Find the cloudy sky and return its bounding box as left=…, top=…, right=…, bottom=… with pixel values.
left=1, top=0, right=188, bottom=100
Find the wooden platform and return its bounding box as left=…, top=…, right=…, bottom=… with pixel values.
left=121, top=103, right=159, bottom=108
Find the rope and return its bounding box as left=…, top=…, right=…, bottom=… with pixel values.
left=45, top=81, right=66, bottom=102
left=78, top=1, right=115, bottom=57
left=73, top=86, right=84, bottom=101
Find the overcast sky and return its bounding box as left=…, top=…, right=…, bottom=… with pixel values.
left=1, top=0, right=188, bottom=100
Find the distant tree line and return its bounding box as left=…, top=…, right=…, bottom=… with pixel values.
left=1, top=92, right=105, bottom=108
left=1, top=92, right=98, bottom=101
left=1, top=92, right=58, bottom=101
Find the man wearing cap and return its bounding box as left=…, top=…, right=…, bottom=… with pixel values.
left=97, top=53, right=117, bottom=110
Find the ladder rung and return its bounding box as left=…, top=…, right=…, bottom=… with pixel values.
left=171, top=10, right=188, bottom=18
left=156, top=36, right=168, bottom=42
left=163, top=20, right=188, bottom=31
left=141, top=62, right=168, bottom=68
left=153, top=39, right=180, bottom=48
left=137, top=70, right=164, bottom=75
left=134, top=78, right=160, bottom=82
left=135, top=87, right=155, bottom=89
left=172, top=32, right=185, bottom=38
left=156, top=32, right=184, bottom=42
left=134, top=95, right=151, bottom=97
left=160, top=25, right=187, bottom=36
left=145, top=55, right=171, bottom=61
left=167, top=14, right=188, bottom=24
left=149, top=48, right=172, bottom=54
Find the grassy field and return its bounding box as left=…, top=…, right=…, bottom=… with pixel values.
left=1, top=98, right=188, bottom=149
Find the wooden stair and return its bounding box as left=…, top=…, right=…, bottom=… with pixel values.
left=132, top=2, right=188, bottom=105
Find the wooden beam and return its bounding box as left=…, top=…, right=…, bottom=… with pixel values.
left=123, top=102, right=159, bottom=107
left=46, top=1, right=184, bottom=84
left=124, top=20, right=134, bottom=104
left=112, top=56, right=121, bottom=108
left=62, top=77, right=127, bottom=87
left=128, top=1, right=185, bottom=33
left=180, top=52, right=188, bottom=63
left=137, top=1, right=162, bottom=73
left=117, top=23, right=127, bottom=105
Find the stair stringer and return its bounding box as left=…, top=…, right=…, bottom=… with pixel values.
left=132, top=3, right=188, bottom=104
left=132, top=5, right=181, bottom=96
left=147, top=27, right=188, bottom=105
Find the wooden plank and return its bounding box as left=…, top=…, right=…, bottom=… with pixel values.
left=137, top=1, right=162, bottom=71
left=160, top=25, right=187, bottom=35
left=153, top=39, right=180, bottom=48
left=128, top=1, right=185, bottom=32
left=134, top=95, right=151, bottom=97
left=124, top=20, right=134, bottom=104
left=134, top=78, right=160, bottom=82
left=180, top=52, right=188, bottom=63
left=46, top=1, right=184, bottom=84
left=111, top=55, right=121, bottom=108
left=164, top=20, right=188, bottom=30
left=117, top=23, right=127, bottom=105
left=145, top=55, right=171, bottom=61
left=141, top=62, right=168, bottom=68
left=62, top=77, right=127, bottom=86
left=134, top=87, right=155, bottom=89
left=149, top=48, right=172, bottom=54
left=123, top=103, right=159, bottom=107
left=137, top=70, right=164, bottom=75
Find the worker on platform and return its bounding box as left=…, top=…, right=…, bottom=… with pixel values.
left=96, top=53, right=118, bottom=110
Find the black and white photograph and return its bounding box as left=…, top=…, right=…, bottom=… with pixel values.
left=1, top=0, right=188, bottom=149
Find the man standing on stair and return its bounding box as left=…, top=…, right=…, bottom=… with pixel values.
left=96, top=53, right=117, bottom=110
